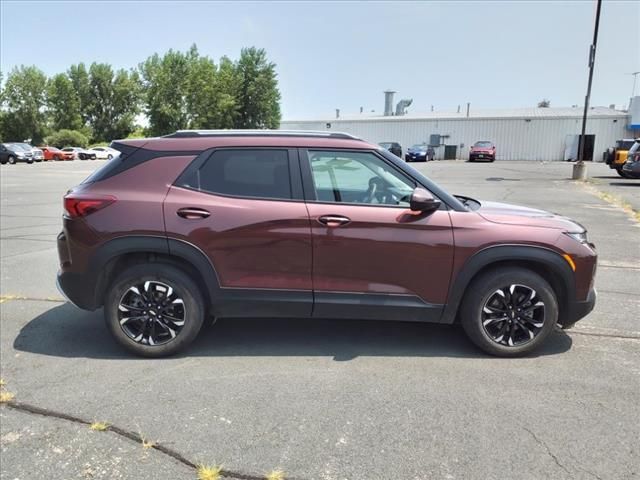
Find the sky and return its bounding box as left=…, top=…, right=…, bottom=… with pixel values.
left=1, top=0, right=638, bottom=120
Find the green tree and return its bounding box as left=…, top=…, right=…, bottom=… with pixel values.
left=140, top=48, right=193, bottom=136
left=234, top=47, right=281, bottom=129
left=1, top=66, right=48, bottom=143
left=46, top=129, right=89, bottom=148
left=86, top=63, right=141, bottom=142
left=68, top=63, right=92, bottom=125
left=47, top=73, right=83, bottom=131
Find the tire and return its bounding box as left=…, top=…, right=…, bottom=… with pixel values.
left=460, top=267, right=558, bottom=357
left=107, top=154, right=113, bottom=160
left=8, top=156, right=16, bottom=165
left=54, top=155, right=60, bottom=161
left=27, top=159, right=33, bottom=164
left=104, top=263, right=206, bottom=357
left=616, top=168, right=631, bottom=179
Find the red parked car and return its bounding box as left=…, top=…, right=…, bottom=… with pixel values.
left=469, top=141, right=496, bottom=162
left=57, top=131, right=596, bottom=357
left=40, top=146, right=66, bottom=161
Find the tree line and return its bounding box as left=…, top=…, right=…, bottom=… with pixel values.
left=0, top=45, right=281, bottom=146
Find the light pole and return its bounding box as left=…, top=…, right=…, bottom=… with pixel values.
left=627, top=71, right=640, bottom=109
left=573, top=0, right=603, bottom=180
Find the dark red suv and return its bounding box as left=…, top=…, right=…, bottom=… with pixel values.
left=57, top=131, right=597, bottom=357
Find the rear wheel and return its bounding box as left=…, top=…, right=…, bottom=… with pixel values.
left=460, top=267, right=558, bottom=356
left=104, top=264, right=206, bottom=357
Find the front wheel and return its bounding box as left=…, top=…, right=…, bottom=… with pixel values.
left=8, top=156, right=16, bottom=164
left=460, top=267, right=558, bottom=356
left=104, top=264, right=206, bottom=357
left=616, top=167, right=631, bottom=178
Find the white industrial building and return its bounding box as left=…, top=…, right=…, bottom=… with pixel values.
left=280, top=104, right=635, bottom=162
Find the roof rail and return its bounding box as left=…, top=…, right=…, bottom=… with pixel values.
left=163, top=129, right=361, bottom=140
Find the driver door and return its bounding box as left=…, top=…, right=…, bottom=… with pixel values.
left=300, top=149, right=454, bottom=321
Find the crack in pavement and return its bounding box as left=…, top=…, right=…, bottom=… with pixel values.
left=522, top=426, right=571, bottom=476
left=2, top=401, right=304, bottom=480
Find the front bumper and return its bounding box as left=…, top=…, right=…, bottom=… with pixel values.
left=560, top=287, right=596, bottom=329
left=469, top=153, right=494, bottom=160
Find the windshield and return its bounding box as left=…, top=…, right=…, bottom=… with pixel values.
left=474, top=141, right=493, bottom=148
left=410, top=144, right=428, bottom=151
left=9, top=143, right=29, bottom=151
left=616, top=140, right=636, bottom=150
left=628, top=142, right=640, bottom=155
left=379, top=143, right=392, bottom=148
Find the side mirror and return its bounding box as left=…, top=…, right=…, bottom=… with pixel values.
left=410, top=187, right=441, bottom=213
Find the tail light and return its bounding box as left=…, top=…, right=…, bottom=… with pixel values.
left=64, top=193, right=116, bottom=218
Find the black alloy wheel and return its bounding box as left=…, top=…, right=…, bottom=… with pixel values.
left=117, top=280, right=186, bottom=346
left=481, top=284, right=545, bottom=347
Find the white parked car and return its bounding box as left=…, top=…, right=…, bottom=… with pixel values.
left=16, top=143, right=44, bottom=162
left=88, top=146, right=120, bottom=160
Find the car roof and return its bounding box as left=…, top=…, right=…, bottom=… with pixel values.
left=113, top=130, right=375, bottom=152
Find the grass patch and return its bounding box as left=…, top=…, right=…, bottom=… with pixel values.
left=89, top=421, right=110, bottom=431
left=196, top=465, right=222, bottom=480
left=266, top=470, right=286, bottom=480
left=141, top=438, right=155, bottom=449
left=0, top=391, right=15, bottom=403
left=582, top=183, right=640, bottom=224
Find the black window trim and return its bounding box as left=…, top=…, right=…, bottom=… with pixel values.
left=173, top=146, right=306, bottom=203
left=298, top=147, right=450, bottom=211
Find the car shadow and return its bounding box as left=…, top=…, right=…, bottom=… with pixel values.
left=607, top=182, right=639, bottom=187
left=13, top=303, right=573, bottom=361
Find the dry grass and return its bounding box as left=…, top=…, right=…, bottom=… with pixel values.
left=0, top=391, right=15, bottom=403
left=196, top=465, right=222, bottom=480
left=582, top=183, right=640, bottom=224
left=141, top=438, right=155, bottom=449
left=89, top=421, right=110, bottom=431
left=266, top=470, right=286, bottom=480
left=0, top=378, right=5, bottom=388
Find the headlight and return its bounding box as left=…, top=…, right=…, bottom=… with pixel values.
left=565, top=231, right=588, bottom=244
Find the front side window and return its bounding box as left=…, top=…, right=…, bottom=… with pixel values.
left=308, top=150, right=414, bottom=206
left=188, top=149, right=292, bottom=200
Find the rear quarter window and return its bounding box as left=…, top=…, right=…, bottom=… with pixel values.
left=179, top=149, right=292, bottom=200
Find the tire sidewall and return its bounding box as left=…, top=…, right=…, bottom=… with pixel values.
left=104, top=264, right=205, bottom=357
left=461, top=268, right=558, bottom=356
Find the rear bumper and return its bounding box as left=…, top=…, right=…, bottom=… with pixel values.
left=560, top=287, right=596, bottom=329
left=57, top=270, right=98, bottom=310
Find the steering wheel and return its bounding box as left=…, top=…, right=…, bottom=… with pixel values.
left=364, top=177, right=386, bottom=204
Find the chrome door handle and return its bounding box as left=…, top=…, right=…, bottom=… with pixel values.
left=177, top=207, right=210, bottom=219
left=318, top=215, right=351, bottom=227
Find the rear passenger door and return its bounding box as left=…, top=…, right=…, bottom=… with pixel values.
left=164, top=148, right=313, bottom=317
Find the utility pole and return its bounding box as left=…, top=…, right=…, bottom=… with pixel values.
left=627, top=71, right=640, bottom=109
left=573, top=0, right=602, bottom=180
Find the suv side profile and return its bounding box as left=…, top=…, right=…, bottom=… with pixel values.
left=57, top=131, right=597, bottom=357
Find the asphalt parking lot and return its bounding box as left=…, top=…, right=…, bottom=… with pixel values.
left=1, top=159, right=638, bottom=480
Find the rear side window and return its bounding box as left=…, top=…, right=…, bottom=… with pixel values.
left=183, top=149, right=292, bottom=200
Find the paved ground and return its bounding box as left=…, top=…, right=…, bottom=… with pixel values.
left=1, top=160, right=638, bottom=480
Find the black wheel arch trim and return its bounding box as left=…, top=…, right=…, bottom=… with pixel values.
left=440, top=244, right=576, bottom=324
left=84, top=235, right=221, bottom=310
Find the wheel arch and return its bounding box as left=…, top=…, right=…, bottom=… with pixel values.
left=90, top=236, right=219, bottom=309
left=441, top=245, right=575, bottom=324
